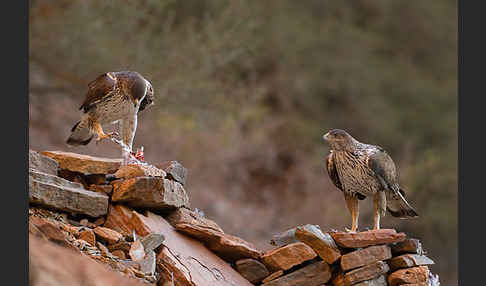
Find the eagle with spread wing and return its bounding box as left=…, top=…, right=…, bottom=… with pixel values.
left=323, top=129, right=418, bottom=232
left=66, top=71, right=154, bottom=163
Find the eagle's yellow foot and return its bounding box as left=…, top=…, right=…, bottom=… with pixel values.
left=344, top=227, right=358, bottom=233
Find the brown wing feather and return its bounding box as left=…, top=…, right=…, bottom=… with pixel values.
left=367, top=149, right=418, bottom=217
left=79, top=72, right=117, bottom=112
left=366, top=149, right=398, bottom=191
left=326, top=152, right=343, bottom=191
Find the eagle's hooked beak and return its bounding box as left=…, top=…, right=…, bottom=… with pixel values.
left=134, top=98, right=139, bottom=108
left=323, top=132, right=330, bottom=141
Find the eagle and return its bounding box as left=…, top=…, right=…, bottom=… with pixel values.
left=66, top=71, right=154, bottom=164
left=323, top=129, right=418, bottom=232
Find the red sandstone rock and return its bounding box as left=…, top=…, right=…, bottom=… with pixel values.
left=40, top=150, right=123, bottom=174
left=261, top=261, right=332, bottom=286
left=330, top=229, right=406, bottom=248
left=166, top=207, right=224, bottom=233
left=114, top=164, right=166, bottom=179
left=111, top=177, right=190, bottom=211
left=388, top=254, right=434, bottom=271
left=262, top=271, right=284, bottom=284
left=172, top=223, right=223, bottom=241
left=29, top=235, right=148, bottom=286
left=390, top=238, right=423, bottom=255
left=166, top=222, right=261, bottom=263
left=29, top=216, right=72, bottom=249
left=205, top=232, right=263, bottom=262
left=332, top=261, right=390, bottom=286
left=112, top=249, right=127, bottom=259
left=295, top=224, right=341, bottom=264
left=78, top=229, right=96, bottom=246
left=131, top=210, right=253, bottom=286
left=108, top=240, right=132, bottom=254
left=103, top=204, right=137, bottom=236
left=262, top=242, right=317, bottom=271
left=235, top=258, right=270, bottom=283
left=340, top=245, right=392, bottom=271
left=94, top=227, right=123, bottom=244
left=388, top=266, right=430, bottom=286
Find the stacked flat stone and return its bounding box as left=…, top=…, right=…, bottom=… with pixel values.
left=247, top=225, right=438, bottom=286
left=29, top=149, right=439, bottom=286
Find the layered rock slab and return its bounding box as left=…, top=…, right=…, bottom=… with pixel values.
left=114, top=164, right=166, bottom=179
left=261, top=261, right=332, bottom=286
left=330, top=229, right=406, bottom=248
left=235, top=258, right=270, bottom=283
left=132, top=211, right=254, bottom=286
left=387, top=266, right=430, bottom=286
left=261, top=242, right=317, bottom=272
left=111, top=177, right=189, bottom=211
left=29, top=149, right=59, bottom=176
left=166, top=207, right=224, bottom=234
left=340, top=245, right=392, bottom=271
left=167, top=209, right=261, bottom=263
left=204, top=232, right=263, bottom=263
left=332, top=261, right=390, bottom=286
left=295, top=224, right=341, bottom=264
left=390, top=238, right=423, bottom=255
left=29, top=170, right=108, bottom=217
left=156, top=161, right=188, bottom=185
left=41, top=150, right=122, bottom=174
left=93, top=226, right=123, bottom=244
left=103, top=204, right=137, bottom=236
left=388, top=254, right=434, bottom=271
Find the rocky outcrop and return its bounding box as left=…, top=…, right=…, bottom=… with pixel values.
left=28, top=149, right=440, bottom=286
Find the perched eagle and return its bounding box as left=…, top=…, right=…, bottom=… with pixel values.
left=66, top=71, right=154, bottom=163
left=323, top=129, right=418, bottom=232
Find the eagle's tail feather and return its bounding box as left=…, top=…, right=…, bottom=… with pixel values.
left=66, top=120, right=93, bottom=146
left=386, top=188, right=419, bottom=218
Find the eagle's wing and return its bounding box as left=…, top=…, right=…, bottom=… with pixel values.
left=79, top=72, right=117, bottom=112
left=367, top=148, right=398, bottom=191
left=326, top=152, right=343, bottom=191
left=367, top=148, right=418, bottom=217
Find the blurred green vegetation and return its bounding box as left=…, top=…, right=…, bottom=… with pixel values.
left=29, top=0, right=457, bottom=284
